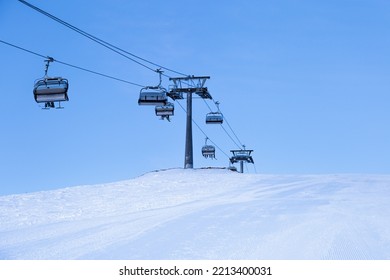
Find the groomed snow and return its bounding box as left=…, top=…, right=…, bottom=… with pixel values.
left=0, top=169, right=389, bottom=260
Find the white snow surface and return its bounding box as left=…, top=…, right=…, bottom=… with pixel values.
left=0, top=168, right=389, bottom=260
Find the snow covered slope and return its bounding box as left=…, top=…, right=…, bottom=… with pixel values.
left=0, top=169, right=389, bottom=260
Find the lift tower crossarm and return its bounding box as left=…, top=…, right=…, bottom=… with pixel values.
left=169, top=76, right=210, bottom=80
left=169, top=76, right=212, bottom=100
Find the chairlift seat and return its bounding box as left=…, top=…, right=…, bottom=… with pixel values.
left=155, top=103, right=174, bottom=116
left=205, top=112, right=223, bottom=124
left=138, top=88, right=167, bottom=105
left=202, top=145, right=216, bottom=158
left=33, top=77, right=69, bottom=103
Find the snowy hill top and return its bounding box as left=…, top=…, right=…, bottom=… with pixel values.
left=0, top=169, right=389, bottom=259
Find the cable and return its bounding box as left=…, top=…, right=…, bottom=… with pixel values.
left=0, top=39, right=47, bottom=60
left=0, top=39, right=144, bottom=87
left=222, top=115, right=244, bottom=147
left=55, top=60, right=144, bottom=87
left=202, top=98, right=214, bottom=112
left=18, top=0, right=188, bottom=77
left=211, top=98, right=244, bottom=148
left=253, top=163, right=258, bottom=174
left=220, top=124, right=242, bottom=149
left=18, top=0, right=156, bottom=73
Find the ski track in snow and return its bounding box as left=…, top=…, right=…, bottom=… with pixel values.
left=0, top=169, right=389, bottom=260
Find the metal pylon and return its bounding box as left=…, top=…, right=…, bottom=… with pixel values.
left=169, top=76, right=211, bottom=169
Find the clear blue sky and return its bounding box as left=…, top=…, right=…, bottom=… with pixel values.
left=1, top=0, right=389, bottom=195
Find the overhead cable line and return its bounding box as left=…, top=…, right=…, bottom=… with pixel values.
left=253, top=163, right=258, bottom=173
left=18, top=0, right=188, bottom=77
left=211, top=97, right=245, bottom=148
left=0, top=39, right=47, bottom=60
left=220, top=124, right=242, bottom=149
left=0, top=39, right=144, bottom=87
left=56, top=60, right=144, bottom=87
left=221, top=115, right=244, bottom=147
left=211, top=98, right=244, bottom=146
left=202, top=98, right=214, bottom=112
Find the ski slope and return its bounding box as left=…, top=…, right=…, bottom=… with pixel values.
left=0, top=169, right=389, bottom=260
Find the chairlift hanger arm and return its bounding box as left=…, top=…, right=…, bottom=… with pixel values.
left=44, top=56, right=55, bottom=76
left=155, top=68, right=163, bottom=88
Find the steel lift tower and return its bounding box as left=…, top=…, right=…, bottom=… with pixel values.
left=168, top=76, right=211, bottom=169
